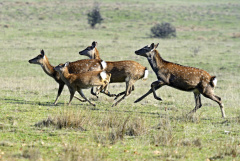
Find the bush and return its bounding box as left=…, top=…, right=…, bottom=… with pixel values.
left=87, top=4, right=103, bottom=28
left=150, top=22, right=176, bottom=38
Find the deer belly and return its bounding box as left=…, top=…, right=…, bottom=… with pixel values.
left=78, top=84, right=103, bottom=90
left=109, top=72, right=127, bottom=83
left=170, top=78, right=198, bottom=92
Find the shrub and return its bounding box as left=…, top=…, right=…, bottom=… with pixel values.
left=150, top=22, right=176, bottom=38
left=87, top=4, right=103, bottom=28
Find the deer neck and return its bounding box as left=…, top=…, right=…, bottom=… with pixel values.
left=60, top=68, right=72, bottom=84
left=41, top=56, right=55, bottom=77
left=147, top=50, right=165, bottom=73
left=93, top=48, right=101, bottom=59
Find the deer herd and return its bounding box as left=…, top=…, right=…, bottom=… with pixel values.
left=29, top=42, right=226, bottom=118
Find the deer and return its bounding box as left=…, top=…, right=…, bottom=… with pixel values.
left=28, top=49, right=109, bottom=105
left=54, top=62, right=111, bottom=106
left=79, top=41, right=149, bottom=106
left=134, top=43, right=225, bottom=118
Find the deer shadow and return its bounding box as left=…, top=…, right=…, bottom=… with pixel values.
left=0, top=98, right=88, bottom=107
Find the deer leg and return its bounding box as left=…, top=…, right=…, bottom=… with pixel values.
left=128, top=85, right=134, bottom=94
left=70, top=88, right=86, bottom=102
left=90, top=87, right=99, bottom=98
left=73, top=96, right=87, bottom=102
left=78, top=89, right=96, bottom=107
left=202, top=93, right=225, bottom=118
left=90, top=86, right=115, bottom=98
left=112, top=80, right=135, bottom=107
left=68, top=89, right=75, bottom=106
left=189, top=92, right=202, bottom=114
left=151, top=80, right=165, bottom=101
left=103, top=91, right=117, bottom=97
left=114, top=85, right=135, bottom=100
left=134, top=84, right=162, bottom=103
left=53, top=84, right=64, bottom=105
left=114, top=91, right=125, bottom=100
left=112, top=95, right=126, bottom=107
left=95, top=86, right=103, bottom=97
left=73, top=88, right=87, bottom=102
left=99, top=83, right=116, bottom=97
left=55, top=84, right=86, bottom=104
left=101, top=87, right=117, bottom=97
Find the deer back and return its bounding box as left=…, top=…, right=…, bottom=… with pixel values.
left=105, top=60, right=146, bottom=82
left=68, top=59, right=105, bottom=74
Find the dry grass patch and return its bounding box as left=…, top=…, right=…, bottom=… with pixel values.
left=35, top=108, right=92, bottom=130
left=59, top=143, right=105, bottom=161
left=151, top=116, right=175, bottom=146
left=208, top=140, right=240, bottom=160
left=12, top=147, right=42, bottom=161
left=179, top=138, right=202, bottom=147
left=92, top=112, right=148, bottom=145
left=21, top=148, right=41, bottom=161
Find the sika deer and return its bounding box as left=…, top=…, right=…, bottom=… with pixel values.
left=54, top=62, right=111, bottom=106
left=28, top=50, right=107, bottom=105
left=134, top=43, right=225, bottom=118
left=79, top=41, right=149, bottom=106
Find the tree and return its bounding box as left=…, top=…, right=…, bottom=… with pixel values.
left=87, top=4, right=103, bottom=28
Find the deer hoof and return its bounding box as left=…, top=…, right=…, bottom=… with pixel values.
left=155, top=97, right=162, bottom=101
left=52, top=103, right=57, bottom=106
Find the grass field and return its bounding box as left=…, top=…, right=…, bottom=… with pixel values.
left=1, top=0, right=240, bottom=160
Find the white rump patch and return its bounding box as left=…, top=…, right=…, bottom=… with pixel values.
left=100, top=71, right=107, bottom=80
left=143, top=69, right=148, bottom=80
left=213, top=77, right=217, bottom=87
left=101, top=60, right=107, bottom=70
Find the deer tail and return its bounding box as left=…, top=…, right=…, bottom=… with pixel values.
left=210, top=76, right=217, bottom=88
left=101, top=60, right=107, bottom=70
left=100, top=71, right=107, bottom=81
left=143, top=67, right=148, bottom=80
left=100, top=71, right=111, bottom=83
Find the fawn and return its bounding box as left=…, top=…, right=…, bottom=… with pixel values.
left=29, top=49, right=107, bottom=105
left=54, top=62, right=111, bottom=106
left=134, top=43, right=225, bottom=118
left=79, top=41, right=148, bottom=106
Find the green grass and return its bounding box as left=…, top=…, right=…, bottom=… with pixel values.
left=1, top=0, right=240, bottom=160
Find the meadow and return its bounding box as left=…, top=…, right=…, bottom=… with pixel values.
left=0, top=0, right=240, bottom=160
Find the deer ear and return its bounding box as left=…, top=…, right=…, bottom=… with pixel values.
left=41, top=49, right=45, bottom=56
left=150, top=43, right=155, bottom=50
left=154, top=43, right=159, bottom=49
left=92, top=41, right=97, bottom=48
left=65, top=62, right=70, bottom=67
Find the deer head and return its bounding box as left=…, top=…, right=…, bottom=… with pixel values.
left=79, top=41, right=98, bottom=59
left=28, top=49, right=46, bottom=65
left=54, top=62, right=69, bottom=74
left=135, top=43, right=159, bottom=58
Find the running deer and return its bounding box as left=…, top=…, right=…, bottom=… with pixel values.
left=54, top=62, right=111, bottom=106
left=79, top=41, right=148, bottom=106
left=134, top=43, right=225, bottom=118
left=28, top=49, right=108, bottom=105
